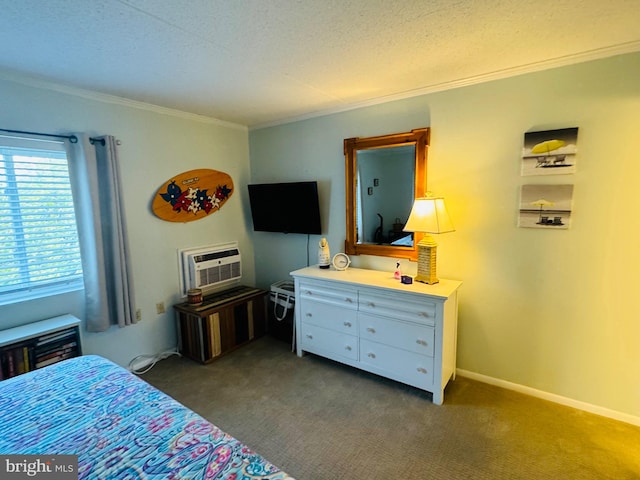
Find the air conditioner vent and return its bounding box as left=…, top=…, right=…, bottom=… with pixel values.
left=178, top=242, right=241, bottom=296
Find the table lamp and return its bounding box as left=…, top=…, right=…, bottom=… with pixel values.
left=403, top=195, right=454, bottom=284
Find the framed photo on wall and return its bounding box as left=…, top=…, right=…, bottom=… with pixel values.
left=521, top=127, right=579, bottom=176
left=518, top=184, right=574, bottom=229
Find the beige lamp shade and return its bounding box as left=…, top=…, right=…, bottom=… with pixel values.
left=403, top=196, right=454, bottom=284
left=403, top=197, right=455, bottom=234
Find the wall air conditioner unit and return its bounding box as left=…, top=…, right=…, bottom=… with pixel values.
left=178, top=242, right=241, bottom=297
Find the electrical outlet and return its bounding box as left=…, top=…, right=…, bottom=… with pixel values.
left=136, top=309, right=142, bottom=321
left=156, top=302, right=165, bottom=314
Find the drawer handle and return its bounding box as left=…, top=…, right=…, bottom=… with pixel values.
left=366, top=327, right=376, bottom=334
left=306, top=334, right=313, bottom=339
left=416, top=339, right=428, bottom=346
left=367, top=352, right=376, bottom=359
left=417, top=367, right=428, bottom=374
left=367, top=302, right=375, bottom=308
left=305, top=290, right=312, bottom=295
left=345, top=298, right=353, bottom=303
left=345, top=345, right=352, bottom=351
left=418, top=312, right=430, bottom=318
left=343, top=322, right=352, bottom=327
left=306, top=313, right=312, bottom=317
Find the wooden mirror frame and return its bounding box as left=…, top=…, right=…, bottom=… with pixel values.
left=344, top=128, right=429, bottom=261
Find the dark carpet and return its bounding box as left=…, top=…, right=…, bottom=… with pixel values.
left=142, top=335, right=640, bottom=479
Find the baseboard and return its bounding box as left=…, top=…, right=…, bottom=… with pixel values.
left=456, top=368, right=640, bottom=427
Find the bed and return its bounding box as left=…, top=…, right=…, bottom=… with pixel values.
left=0, top=355, right=293, bottom=479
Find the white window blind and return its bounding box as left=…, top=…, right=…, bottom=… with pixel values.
left=0, top=135, right=84, bottom=303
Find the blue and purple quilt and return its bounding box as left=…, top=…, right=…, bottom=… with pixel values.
left=0, top=355, right=293, bottom=479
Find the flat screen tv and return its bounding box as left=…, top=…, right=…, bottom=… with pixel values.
left=248, top=181, right=322, bottom=234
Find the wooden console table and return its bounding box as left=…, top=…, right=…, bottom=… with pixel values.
left=174, top=285, right=268, bottom=364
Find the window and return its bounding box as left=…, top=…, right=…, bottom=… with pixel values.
left=0, top=135, right=83, bottom=304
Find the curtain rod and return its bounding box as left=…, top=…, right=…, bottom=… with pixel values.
left=0, top=128, right=105, bottom=145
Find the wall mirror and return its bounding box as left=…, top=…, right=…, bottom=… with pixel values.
left=344, top=128, right=429, bottom=261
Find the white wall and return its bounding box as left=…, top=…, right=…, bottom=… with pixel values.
left=0, top=77, right=254, bottom=368
left=249, top=52, right=640, bottom=419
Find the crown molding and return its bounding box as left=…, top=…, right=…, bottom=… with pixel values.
left=0, top=70, right=247, bottom=132
left=250, top=41, right=640, bottom=130
left=2, top=39, right=638, bottom=133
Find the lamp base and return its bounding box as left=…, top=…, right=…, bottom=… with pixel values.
left=415, top=235, right=439, bottom=284
left=414, top=274, right=438, bottom=285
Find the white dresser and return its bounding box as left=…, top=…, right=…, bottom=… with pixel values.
left=291, top=266, right=461, bottom=405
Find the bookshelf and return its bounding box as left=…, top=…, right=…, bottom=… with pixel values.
left=0, top=314, right=82, bottom=381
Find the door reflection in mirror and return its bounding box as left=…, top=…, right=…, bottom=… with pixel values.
left=356, top=145, right=415, bottom=245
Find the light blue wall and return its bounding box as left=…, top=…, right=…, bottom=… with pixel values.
left=248, top=97, right=431, bottom=288
left=0, top=77, right=254, bottom=368
left=2, top=51, right=639, bottom=420
left=249, top=52, right=640, bottom=419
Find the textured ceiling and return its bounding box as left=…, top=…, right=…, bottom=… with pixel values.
left=1, top=0, right=639, bottom=128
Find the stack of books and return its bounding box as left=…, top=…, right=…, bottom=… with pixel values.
left=0, top=326, right=80, bottom=380
left=33, top=329, right=79, bottom=369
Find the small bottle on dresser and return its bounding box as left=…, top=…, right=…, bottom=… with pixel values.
left=394, top=261, right=402, bottom=280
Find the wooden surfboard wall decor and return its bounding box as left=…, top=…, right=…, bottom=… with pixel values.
left=152, top=168, right=234, bottom=222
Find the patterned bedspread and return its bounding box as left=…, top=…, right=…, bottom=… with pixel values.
left=0, top=355, right=293, bottom=479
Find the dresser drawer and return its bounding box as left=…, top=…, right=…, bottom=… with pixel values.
left=360, top=339, right=434, bottom=387
left=359, top=291, right=436, bottom=326
left=300, top=323, right=358, bottom=361
left=300, top=298, right=358, bottom=334
left=298, top=281, right=357, bottom=309
left=358, top=313, right=435, bottom=357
